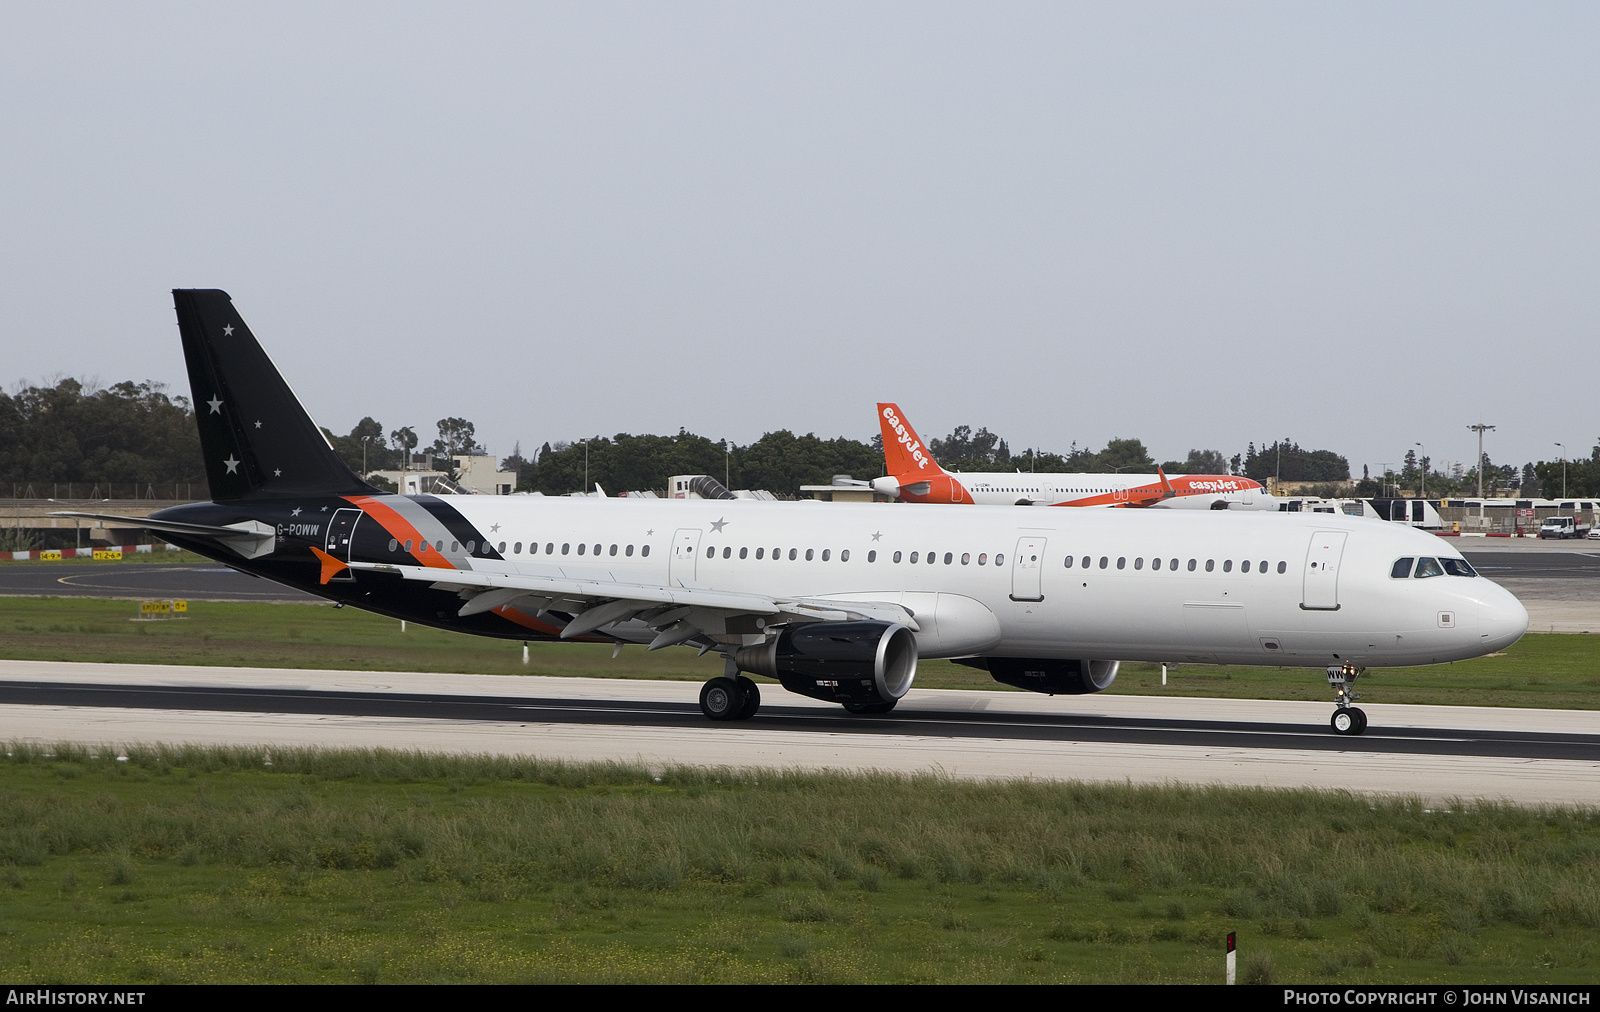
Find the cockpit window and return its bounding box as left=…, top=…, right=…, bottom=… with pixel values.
left=1413, top=557, right=1445, bottom=579
left=1441, top=558, right=1477, bottom=577
left=1391, top=558, right=1414, bottom=579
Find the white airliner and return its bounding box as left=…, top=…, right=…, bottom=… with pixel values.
left=64, top=291, right=1529, bottom=738
left=872, top=403, right=1279, bottom=510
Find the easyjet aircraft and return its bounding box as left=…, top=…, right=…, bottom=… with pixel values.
left=60, top=292, right=1526, bottom=736
left=872, top=403, right=1277, bottom=510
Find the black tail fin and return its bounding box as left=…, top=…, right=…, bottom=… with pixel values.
left=173, top=289, right=375, bottom=501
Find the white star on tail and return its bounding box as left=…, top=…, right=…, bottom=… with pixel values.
left=207, top=396, right=223, bottom=414
left=223, top=325, right=234, bottom=336
left=223, top=456, right=240, bottom=474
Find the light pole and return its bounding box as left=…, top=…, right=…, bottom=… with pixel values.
left=581, top=439, right=589, bottom=494
left=1414, top=442, right=1426, bottom=498
left=1468, top=423, right=1495, bottom=519
left=1555, top=443, right=1566, bottom=499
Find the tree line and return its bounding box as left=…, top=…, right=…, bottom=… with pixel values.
left=15, top=375, right=1591, bottom=499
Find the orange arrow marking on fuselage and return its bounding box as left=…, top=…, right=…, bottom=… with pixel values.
left=309, top=545, right=349, bottom=585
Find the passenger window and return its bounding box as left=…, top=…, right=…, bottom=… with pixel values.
left=514, top=542, right=522, bottom=554
left=404, top=539, right=413, bottom=552
left=867, top=550, right=875, bottom=562
left=451, top=541, right=459, bottom=553
left=580, top=544, right=588, bottom=555
left=944, top=552, right=953, bottom=565
left=1117, top=557, right=1126, bottom=570
left=910, top=552, right=919, bottom=563
left=641, top=545, right=650, bottom=557
left=1099, top=557, right=1109, bottom=569
left=594, top=544, right=602, bottom=556
left=961, top=553, right=969, bottom=565
left=705, top=546, right=713, bottom=558
left=466, top=541, right=476, bottom=553
left=1064, top=556, right=1074, bottom=568
left=1277, top=561, right=1286, bottom=574
left=739, top=547, right=748, bottom=559
left=1133, top=557, right=1143, bottom=570
left=546, top=543, right=554, bottom=554
left=789, top=549, right=797, bottom=561
left=995, top=554, right=1004, bottom=566
left=822, top=549, right=831, bottom=561
left=626, top=545, right=634, bottom=557
left=562, top=543, right=570, bottom=555
left=756, top=548, right=764, bottom=559
left=1205, top=559, right=1214, bottom=572
left=388, top=539, right=398, bottom=552
left=608, top=544, right=616, bottom=556
left=1441, top=558, right=1476, bottom=577
left=1259, top=561, right=1267, bottom=574
left=1223, top=560, right=1232, bottom=572
left=1187, top=559, right=1196, bottom=571
left=722, top=547, right=731, bottom=559
left=1080, top=556, right=1090, bottom=569
left=1241, top=560, right=1250, bottom=573
left=1168, top=558, right=1177, bottom=571
left=840, top=549, right=849, bottom=562
left=893, top=551, right=902, bottom=563
left=1414, top=557, right=1445, bottom=579
left=805, top=549, right=815, bottom=561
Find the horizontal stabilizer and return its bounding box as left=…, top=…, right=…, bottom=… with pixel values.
left=50, top=512, right=275, bottom=559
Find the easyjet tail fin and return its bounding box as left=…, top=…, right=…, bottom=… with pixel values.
left=876, top=403, right=946, bottom=477
left=173, top=289, right=377, bottom=501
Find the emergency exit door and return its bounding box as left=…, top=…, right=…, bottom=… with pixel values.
left=1010, top=536, right=1047, bottom=602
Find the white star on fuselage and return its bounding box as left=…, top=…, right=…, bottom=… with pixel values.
left=254, top=420, right=262, bottom=429
left=274, top=469, right=281, bottom=477
left=207, top=396, right=223, bottom=414
left=490, top=523, right=501, bottom=533
left=709, top=517, right=728, bottom=532
left=291, top=508, right=302, bottom=517
left=223, top=325, right=234, bottom=337
left=871, top=531, right=882, bottom=541
left=222, top=455, right=239, bottom=474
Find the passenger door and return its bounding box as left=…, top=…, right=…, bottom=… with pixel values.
left=1301, top=531, right=1347, bottom=610
left=670, top=528, right=701, bottom=585
left=324, top=508, right=362, bottom=582
left=1010, top=536, right=1047, bottom=602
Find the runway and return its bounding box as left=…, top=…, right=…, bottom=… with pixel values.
left=2, top=660, right=1596, bottom=806
left=0, top=562, right=317, bottom=603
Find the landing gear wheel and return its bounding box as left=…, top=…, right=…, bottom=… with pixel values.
left=699, top=677, right=747, bottom=722
left=843, top=699, right=897, bottom=715
left=1330, top=707, right=1367, bottom=736
left=736, top=677, right=761, bottom=720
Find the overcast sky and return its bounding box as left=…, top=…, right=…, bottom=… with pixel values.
left=3, top=3, right=1595, bottom=479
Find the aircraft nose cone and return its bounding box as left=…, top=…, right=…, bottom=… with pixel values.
left=1480, top=585, right=1529, bottom=651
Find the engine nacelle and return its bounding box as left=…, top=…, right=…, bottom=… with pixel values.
left=975, top=657, right=1120, bottom=695
left=735, top=621, right=918, bottom=705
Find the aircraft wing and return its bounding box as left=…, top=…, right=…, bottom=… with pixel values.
left=345, top=560, right=919, bottom=645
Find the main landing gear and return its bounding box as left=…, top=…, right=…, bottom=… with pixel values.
left=699, top=674, right=761, bottom=722
left=1327, top=663, right=1368, bottom=736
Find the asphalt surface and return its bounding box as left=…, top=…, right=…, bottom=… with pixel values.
left=1, top=678, right=1596, bottom=762
left=0, top=563, right=317, bottom=602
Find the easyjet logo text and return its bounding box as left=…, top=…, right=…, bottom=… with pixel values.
left=881, top=407, right=930, bottom=471
left=1183, top=480, right=1248, bottom=493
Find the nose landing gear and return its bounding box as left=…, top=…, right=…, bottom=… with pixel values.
left=1327, top=664, right=1367, bottom=735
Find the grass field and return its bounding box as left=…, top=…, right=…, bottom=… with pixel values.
left=0, top=745, right=1595, bottom=984
left=0, top=596, right=1596, bottom=708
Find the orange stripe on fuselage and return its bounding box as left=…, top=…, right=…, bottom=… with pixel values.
left=492, top=605, right=566, bottom=637
left=344, top=494, right=456, bottom=569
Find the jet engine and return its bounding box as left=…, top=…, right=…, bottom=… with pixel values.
left=735, top=621, right=917, bottom=706
left=964, top=657, right=1120, bottom=695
